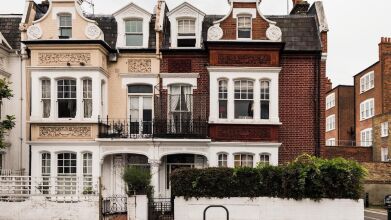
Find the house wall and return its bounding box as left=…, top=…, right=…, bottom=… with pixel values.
left=338, top=86, right=355, bottom=142
left=175, top=197, right=364, bottom=220
left=372, top=113, right=391, bottom=161
left=325, top=89, right=338, bottom=143
left=323, top=146, right=373, bottom=162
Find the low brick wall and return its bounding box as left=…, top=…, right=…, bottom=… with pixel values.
left=362, top=162, right=391, bottom=205
left=322, top=146, right=373, bottom=162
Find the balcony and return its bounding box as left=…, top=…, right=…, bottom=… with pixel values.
left=98, top=118, right=209, bottom=139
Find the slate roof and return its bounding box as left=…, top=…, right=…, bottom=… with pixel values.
left=87, top=15, right=118, bottom=49
left=0, top=15, right=22, bottom=50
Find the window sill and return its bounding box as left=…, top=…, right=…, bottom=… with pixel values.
left=359, top=87, right=374, bottom=94
left=209, top=119, right=281, bottom=125
left=360, top=116, right=374, bottom=122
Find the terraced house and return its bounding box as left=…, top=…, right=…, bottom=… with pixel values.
left=16, top=0, right=327, bottom=203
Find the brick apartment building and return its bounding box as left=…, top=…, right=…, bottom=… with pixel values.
left=326, top=37, right=391, bottom=162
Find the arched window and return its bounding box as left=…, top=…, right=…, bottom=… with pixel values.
left=234, top=153, right=253, bottom=168
left=41, top=79, right=51, bottom=118
left=260, top=80, right=270, bottom=119
left=234, top=80, right=254, bottom=119
left=125, top=18, right=143, bottom=46
left=218, top=80, right=228, bottom=119
left=217, top=153, right=228, bottom=167
left=83, top=78, right=92, bottom=118
left=57, top=79, right=77, bottom=118
left=41, top=152, right=51, bottom=176
left=237, top=15, right=251, bottom=39
left=259, top=153, right=270, bottom=165
left=58, top=13, right=72, bottom=39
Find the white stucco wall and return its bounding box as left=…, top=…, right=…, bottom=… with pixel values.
left=0, top=196, right=99, bottom=220
left=127, top=195, right=148, bottom=220
left=175, top=197, right=364, bottom=220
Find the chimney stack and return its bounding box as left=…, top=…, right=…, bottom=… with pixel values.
left=290, top=0, right=310, bottom=15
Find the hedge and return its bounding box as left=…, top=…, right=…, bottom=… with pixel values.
left=170, top=155, right=367, bottom=200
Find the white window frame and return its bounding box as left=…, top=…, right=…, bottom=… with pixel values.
left=381, top=122, right=389, bottom=137
left=260, top=80, right=270, bottom=120
left=57, top=79, right=77, bottom=119
left=57, top=152, right=77, bottom=176
left=381, top=148, right=389, bottom=162
left=259, top=153, right=270, bottom=165
left=83, top=78, right=92, bottom=118
left=124, top=18, right=144, bottom=47
left=41, top=79, right=51, bottom=118
left=217, top=153, right=228, bottom=167
left=218, top=79, right=228, bottom=119
left=237, top=14, right=252, bottom=40
left=234, top=79, right=254, bottom=119
left=326, top=93, right=335, bottom=110
left=360, top=128, right=373, bottom=147
left=234, top=153, right=254, bottom=168
left=360, top=98, right=375, bottom=121
left=360, top=71, right=374, bottom=93
left=41, top=152, right=51, bottom=176
left=326, top=138, right=336, bottom=146
left=326, top=115, right=336, bottom=132
left=58, top=13, right=72, bottom=39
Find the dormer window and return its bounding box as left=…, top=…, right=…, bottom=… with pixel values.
left=125, top=19, right=143, bottom=47
left=177, top=19, right=196, bottom=47
left=59, top=14, right=72, bottom=39
left=237, top=15, right=251, bottom=39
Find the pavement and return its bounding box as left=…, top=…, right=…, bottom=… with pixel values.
left=365, top=208, right=388, bottom=220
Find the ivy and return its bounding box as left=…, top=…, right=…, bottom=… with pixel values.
left=0, top=78, right=15, bottom=149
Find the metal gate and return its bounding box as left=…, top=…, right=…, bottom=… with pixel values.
left=148, top=198, right=174, bottom=220
left=102, top=195, right=127, bottom=220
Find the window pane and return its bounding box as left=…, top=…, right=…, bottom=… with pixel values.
left=128, top=85, right=153, bottom=93
left=125, top=20, right=142, bottom=33
left=126, top=34, right=143, bottom=46
left=219, top=100, right=228, bottom=119
left=235, top=100, right=253, bottom=119
left=261, top=101, right=270, bottom=119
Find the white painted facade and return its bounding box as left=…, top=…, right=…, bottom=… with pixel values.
left=175, top=197, right=364, bottom=220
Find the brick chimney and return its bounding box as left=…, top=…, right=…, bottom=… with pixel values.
left=290, top=0, right=310, bottom=15
left=380, top=37, right=391, bottom=112
left=325, top=78, right=332, bottom=92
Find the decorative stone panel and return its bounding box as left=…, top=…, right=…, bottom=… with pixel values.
left=38, top=53, right=91, bottom=65
left=39, top=126, right=92, bottom=139
left=128, top=59, right=151, bottom=73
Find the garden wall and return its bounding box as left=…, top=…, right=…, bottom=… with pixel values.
left=0, top=196, right=99, bottom=220
left=175, top=197, right=364, bottom=220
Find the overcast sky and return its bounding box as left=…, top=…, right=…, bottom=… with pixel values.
left=2, top=0, right=391, bottom=86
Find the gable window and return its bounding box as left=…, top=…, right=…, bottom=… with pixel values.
left=177, top=19, right=196, bottom=47
left=381, top=122, right=389, bottom=137
left=125, top=19, right=143, bottom=47
left=234, top=80, right=254, bottom=119
left=234, top=154, right=253, bottom=168
left=360, top=128, right=373, bottom=147
left=41, top=79, right=51, bottom=118
left=326, top=115, right=335, bottom=132
left=218, top=80, right=228, bottom=119
left=260, top=80, right=270, bottom=119
left=83, top=79, right=92, bottom=118
left=237, top=15, right=251, bottom=39
left=360, top=98, right=374, bottom=121
left=57, top=79, right=77, bottom=118
left=360, top=72, right=374, bottom=93
left=259, top=153, right=270, bottom=165
left=59, top=14, right=72, bottom=39
left=326, top=93, right=335, bottom=110
left=218, top=153, right=228, bottom=167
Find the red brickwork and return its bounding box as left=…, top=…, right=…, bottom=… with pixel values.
left=380, top=37, right=391, bottom=113
left=219, top=2, right=269, bottom=40
left=323, top=146, right=373, bottom=163
left=210, top=124, right=279, bottom=142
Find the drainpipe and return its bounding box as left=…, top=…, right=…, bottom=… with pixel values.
left=314, top=53, right=321, bottom=157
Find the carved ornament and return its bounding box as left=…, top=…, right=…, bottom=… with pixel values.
left=38, top=53, right=91, bottom=65
left=207, top=25, right=223, bottom=41
left=27, top=25, right=43, bottom=40
left=85, top=23, right=102, bottom=40
left=39, top=126, right=92, bottom=138
left=128, top=59, right=151, bottom=73
left=266, top=25, right=282, bottom=41
left=217, top=54, right=272, bottom=66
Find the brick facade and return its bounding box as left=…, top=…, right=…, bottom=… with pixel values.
left=372, top=113, right=391, bottom=161
left=323, top=146, right=373, bottom=163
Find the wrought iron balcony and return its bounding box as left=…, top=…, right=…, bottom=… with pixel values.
left=98, top=117, right=209, bottom=139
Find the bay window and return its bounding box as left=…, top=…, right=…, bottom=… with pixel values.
left=234, top=80, right=254, bottom=119
left=125, top=19, right=143, bottom=47
left=177, top=19, right=196, bottom=47
left=57, top=79, right=77, bottom=118
left=237, top=15, right=251, bottom=39
left=218, top=80, right=228, bottom=119
left=260, top=80, right=270, bottom=119
left=218, top=153, right=228, bottom=167
left=41, top=79, right=51, bottom=118
left=83, top=79, right=92, bottom=118
left=234, top=154, right=253, bottom=168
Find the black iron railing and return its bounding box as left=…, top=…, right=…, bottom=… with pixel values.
left=98, top=117, right=209, bottom=139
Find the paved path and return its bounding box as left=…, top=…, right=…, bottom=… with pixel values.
left=365, top=209, right=388, bottom=220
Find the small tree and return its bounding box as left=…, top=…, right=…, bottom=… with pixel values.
left=123, top=166, right=152, bottom=197
left=0, top=78, right=15, bottom=149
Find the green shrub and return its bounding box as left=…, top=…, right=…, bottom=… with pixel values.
left=170, top=155, right=367, bottom=200
left=123, top=166, right=152, bottom=196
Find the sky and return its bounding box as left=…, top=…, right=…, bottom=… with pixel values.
left=2, top=0, right=391, bottom=86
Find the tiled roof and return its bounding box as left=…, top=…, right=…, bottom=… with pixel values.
left=87, top=15, right=118, bottom=49
left=0, top=15, right=22, bottom=50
